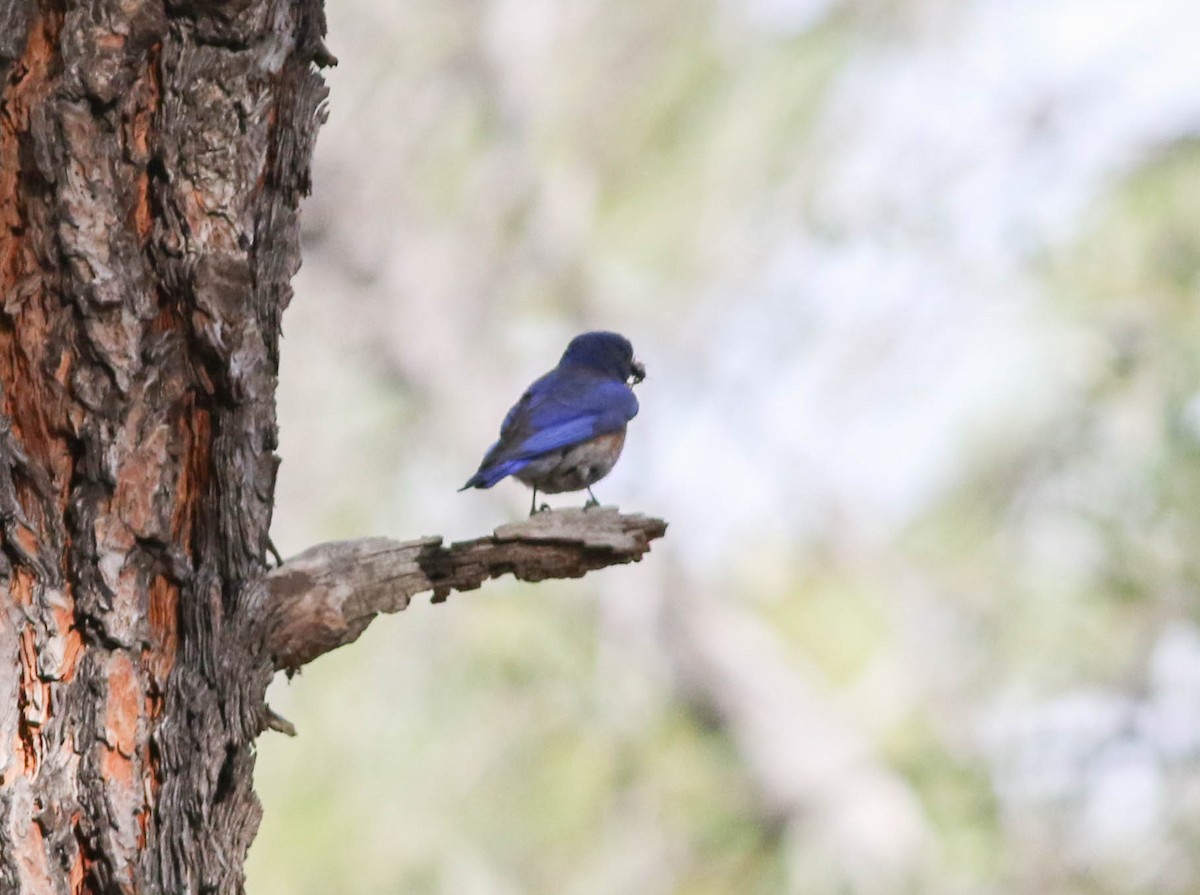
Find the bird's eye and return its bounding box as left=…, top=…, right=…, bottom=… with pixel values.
left=630, top=360, right=646, bottom=385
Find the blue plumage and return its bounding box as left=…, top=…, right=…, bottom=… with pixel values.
left=461, top=331, right=644, bottom=513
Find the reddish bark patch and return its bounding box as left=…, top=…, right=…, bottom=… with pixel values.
left=126, top=44, right=161, bottom=244
left=11, top=814, right=54, bottom=895
left=0, top=10, right=59, bottom=326
left=171, top=399, right=212, bottom=556
left=104, top=653, right=139, bottom=759
left=101, top=654, right=140, bottom=823
left=147, top=574, right=178, bottom=680
left=0, top=287, right=74, bottom=512
left=67, top=842, right=85, bottom=895
left=143, top=573, right=176, bottom=826
left=0, top=11, right=59, bottom=197
left=0, top=6, right=57, bottom=296
left=13, top=570, right=46, bottom=775
left=100, top=743, right=135, bottom=793
left=100, top=654, right=144, bottom=889
left=0, top=9, right=75, bottom=551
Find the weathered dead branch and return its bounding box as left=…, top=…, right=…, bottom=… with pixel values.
left=264, top=508, right=667, bottom=672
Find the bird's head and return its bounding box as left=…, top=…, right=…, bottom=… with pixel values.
left=561, top=331, right=645, bottom=386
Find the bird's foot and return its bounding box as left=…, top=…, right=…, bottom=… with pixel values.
left=529, top=503, right=552, bottom=517
left=583, top=498, right=600, bottom=510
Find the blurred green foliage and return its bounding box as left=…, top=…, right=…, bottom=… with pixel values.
left=249, top=1, right=1200, bottom=893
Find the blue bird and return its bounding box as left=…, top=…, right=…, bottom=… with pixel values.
left=461, top=331, right=645, bottom=515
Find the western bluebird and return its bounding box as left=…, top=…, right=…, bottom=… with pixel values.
left=460, top=331, right=645, bottom=515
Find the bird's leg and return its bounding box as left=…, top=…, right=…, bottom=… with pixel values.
left=584, top=486, right=600, bottom=509
left=528, top=488, right=551, bottom=515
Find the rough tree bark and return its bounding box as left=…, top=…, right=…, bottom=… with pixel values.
left=0, top=3, right=666, bottom=893
left=0, top=1, right=332, bottom=891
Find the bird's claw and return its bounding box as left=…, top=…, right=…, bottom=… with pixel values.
left=529, top=503, right=551, bottom=517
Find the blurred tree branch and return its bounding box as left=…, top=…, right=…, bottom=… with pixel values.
left=663, top=586, right=930, bottom=887
left=264, top=508, right=667, bottom=672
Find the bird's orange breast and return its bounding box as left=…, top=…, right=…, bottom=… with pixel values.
left=588, top=430, right=626, bottom=454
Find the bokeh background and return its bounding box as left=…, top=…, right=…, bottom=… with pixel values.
left=247, top=1, right=1200, bottom=892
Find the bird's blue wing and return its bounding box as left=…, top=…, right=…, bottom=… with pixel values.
left=503, top=374, right=637, bottom=458
left=463, top=371, right=637, bottom=490
left=511, top=374, right=633, bottom=453
left=513, top=374, right=633, bottom=446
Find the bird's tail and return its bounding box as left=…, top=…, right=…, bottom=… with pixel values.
left=458, top=458, right=527, bottom=491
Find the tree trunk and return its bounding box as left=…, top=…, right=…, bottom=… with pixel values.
left=0, top=1, right=330, bottom=891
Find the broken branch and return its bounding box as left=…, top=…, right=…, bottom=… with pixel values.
left=263, top=507, right=667, bottom=673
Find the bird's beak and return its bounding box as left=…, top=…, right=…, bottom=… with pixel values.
left=630, top=359, right=646, bottom=385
